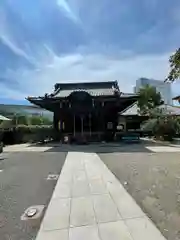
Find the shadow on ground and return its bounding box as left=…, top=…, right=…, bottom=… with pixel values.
left=33, top=140, right=165, bottom=153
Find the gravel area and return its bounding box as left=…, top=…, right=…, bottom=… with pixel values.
left=0, top=152, right=67, bottom=240
left=100, top=152, right=180, bottom=240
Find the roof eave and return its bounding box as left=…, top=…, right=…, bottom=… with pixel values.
left=172, top=95, right=180, bottom=100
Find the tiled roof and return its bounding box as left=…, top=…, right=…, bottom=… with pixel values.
left=28, top=81, right=139, bottom=100
left=0, top=114, right=10, bottom=121
left=173, top=95, right=180, bottom=100
left=121, top=103, right=180, bottom=116
left=121, top=102, right=139, bottom=115
left=52, top=81, right=120, bottom=97
left=55, top=88, right=116, bottom=97
left=120, top=93, right=138, bottom=98
left=158, top=104, right=180, bottom=115
left=54, top=81, right=118, bottom=90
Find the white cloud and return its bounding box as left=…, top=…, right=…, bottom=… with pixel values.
left=57, top=0, right=72, bottom=13
left=56, top=0, right=80, bottom=23
left=0, top=9, right=35, bottom=64
left=1, top=47, right=171, bottom=100
left=0, top=35, right=34, bottom=63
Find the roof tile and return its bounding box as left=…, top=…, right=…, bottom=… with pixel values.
left=55, top=88, right=115, bottom=97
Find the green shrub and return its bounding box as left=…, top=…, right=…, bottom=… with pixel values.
left=14, top=125, right=54, bottom=143
left=141, top=119, right=157, bottom=132
left=141, top=116, right=180, bottom=141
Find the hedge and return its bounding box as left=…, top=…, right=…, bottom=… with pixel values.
left=13, top=125, right=54, bottom=143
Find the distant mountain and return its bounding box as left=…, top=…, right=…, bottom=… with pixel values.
left=0, top=104, right=53, bottom=119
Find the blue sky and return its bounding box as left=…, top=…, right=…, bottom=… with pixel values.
left=0, top=0, right=180, bottom=104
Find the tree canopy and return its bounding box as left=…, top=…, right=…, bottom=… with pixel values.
left=12, top=115, right=29, bottom=125
left=137, top=84, right=163, bottom=115
left=30, top=115, right=52, bottom=125
left=166, top=48, right=180, bottom=82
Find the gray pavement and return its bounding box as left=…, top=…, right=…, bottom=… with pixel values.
left=0, top=152, right=67, bottom=240
left=0, top=142, right=179, bottom=240
left=100, top=151, right=180, bottom=240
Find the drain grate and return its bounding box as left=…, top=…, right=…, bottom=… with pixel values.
left=47, top=174, right=59, bottom=180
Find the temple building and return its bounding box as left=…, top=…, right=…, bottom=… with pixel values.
left=27, top=81, right=139, bottom=142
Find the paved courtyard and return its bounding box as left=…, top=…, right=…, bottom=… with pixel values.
left=1, top=142, right=180, bottom=239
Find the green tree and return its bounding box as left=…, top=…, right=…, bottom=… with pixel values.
left=41, top=116, right=52, bottom=125
left=11, top=114, right=29, bottom=125
left=166, top=48, right=180, bottom=82
left=30, top=115, right=52, bottom=125
left=137, top=84, right=163, bottom=115
left=30, top=116, right=43, bottom=125
left=17, top=115, right=29, bottom=125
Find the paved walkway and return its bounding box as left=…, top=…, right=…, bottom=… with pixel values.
left=3, top=144, right=52, bottom=152
left=36, top=152, right=166, bottom=240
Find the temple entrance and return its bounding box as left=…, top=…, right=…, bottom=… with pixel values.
left=73, top=114, right=92, bottom=137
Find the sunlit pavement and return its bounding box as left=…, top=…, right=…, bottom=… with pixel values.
left=36, top=151, right=166, bottom=240
left=3, top=143, right=53, bottom=152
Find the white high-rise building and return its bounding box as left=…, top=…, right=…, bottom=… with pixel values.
left=135, top=78, right=172, bottom=105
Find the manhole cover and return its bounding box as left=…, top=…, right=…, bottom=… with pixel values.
left=47, top=174, right=59, bottom=180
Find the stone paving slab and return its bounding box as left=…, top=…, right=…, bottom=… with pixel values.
left=4, top=144, right=52, bottom=152
left=146, top=146, right=180, bottom=152
left=36, top=152, right=167, bottom=240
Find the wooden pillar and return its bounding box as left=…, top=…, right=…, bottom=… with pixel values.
left=98, top=111, right=104, bottom=141
left=73, top=115, right=76, bottom=137
left=53, top=113, right=56, bottom=131
left=89, top=113, right=91, bottom=136
left=53, top=113, right=60, bottom=141
left=81, top=116, right=84, bottom=136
